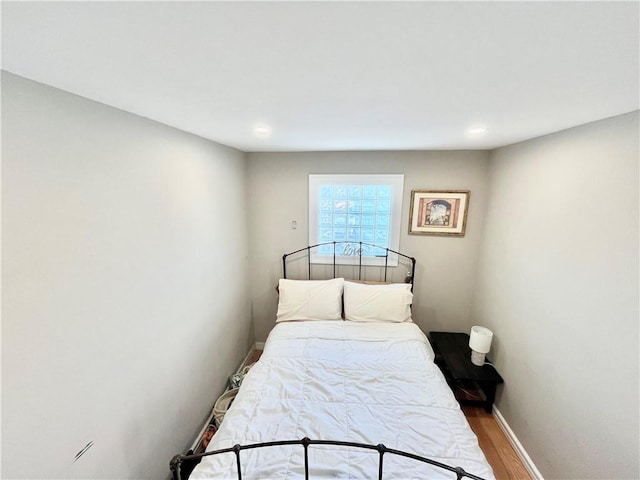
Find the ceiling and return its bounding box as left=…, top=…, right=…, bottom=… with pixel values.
left=2, top=1, right=638, bottom=152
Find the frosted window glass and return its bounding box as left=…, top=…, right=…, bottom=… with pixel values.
left=309, top=174, right=404, bottom=266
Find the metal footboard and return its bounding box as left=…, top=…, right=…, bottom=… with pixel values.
left=170, top=437, right=486, bottom=480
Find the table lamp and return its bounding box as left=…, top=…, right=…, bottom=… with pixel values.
left=469, top=326, right=493, bottom=366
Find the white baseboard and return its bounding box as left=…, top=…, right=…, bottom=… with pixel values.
left=237, top=346, right=256, bottom=373
left=493, top=407, right=544, bottom=480
left=238, top=342, right=265, bottom=372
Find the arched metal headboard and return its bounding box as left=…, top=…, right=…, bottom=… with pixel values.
left=282, top=241, right=416, bottom=292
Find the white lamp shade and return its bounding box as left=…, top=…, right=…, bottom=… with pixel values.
left=469, top=326, right=493, bottom=354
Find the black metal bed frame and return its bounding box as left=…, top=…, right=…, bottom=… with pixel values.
left=282, top=241, right=416, bottom=292
left=169, top=244, right=487, bottom=480
left=170, top=437, right=486, bottom=480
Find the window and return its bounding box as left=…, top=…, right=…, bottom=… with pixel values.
left=309, top=174, right=404, bottom=266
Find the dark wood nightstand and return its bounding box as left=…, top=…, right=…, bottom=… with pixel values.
left=429, top=331, right=504, bottom=413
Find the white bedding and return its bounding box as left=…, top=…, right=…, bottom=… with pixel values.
left=190, top=321, right=495, bottom=480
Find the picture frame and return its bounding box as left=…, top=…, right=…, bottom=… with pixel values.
left=408, top=190, right=470, bottom=236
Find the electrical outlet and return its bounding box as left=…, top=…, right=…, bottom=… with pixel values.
left=291, top=220, right=297, bottom=230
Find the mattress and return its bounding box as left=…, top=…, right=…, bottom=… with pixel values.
left=190, top=321, right=495, bottom=480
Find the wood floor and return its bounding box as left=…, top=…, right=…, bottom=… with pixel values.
left=463, top=406, right=532, bottom=480
left=245, top=350, right=531, bottom=480
left=245, top=348, right=263, bottom=366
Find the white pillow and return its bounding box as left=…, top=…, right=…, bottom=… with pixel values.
left=276, top=278, right=344, bottom=322
left=344, top=281, right=413, bottom=323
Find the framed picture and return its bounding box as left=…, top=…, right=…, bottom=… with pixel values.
left=408, top=190, right=470, bottom=236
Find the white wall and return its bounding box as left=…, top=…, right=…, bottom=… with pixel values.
left=247, top=151, right=490, bottom=342
left=471, top=112, right=639, bottom=479
left=1, top=72, right=253, bottom=479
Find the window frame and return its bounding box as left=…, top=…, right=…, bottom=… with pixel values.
left=308, top=174, right=404, bottom=266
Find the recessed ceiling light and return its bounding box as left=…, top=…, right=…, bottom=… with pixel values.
left=253, top=125, right=272, bottom=138
left=467, top=126, right=487, bottom=135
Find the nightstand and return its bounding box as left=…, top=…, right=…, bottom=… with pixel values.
left=429, top=331, right=504, bottom=413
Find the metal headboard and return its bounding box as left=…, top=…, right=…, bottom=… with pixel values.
left=282, top=241, right=416, bottom=292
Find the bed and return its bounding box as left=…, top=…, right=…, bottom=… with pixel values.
left=170, top=243, right=494, bottom=480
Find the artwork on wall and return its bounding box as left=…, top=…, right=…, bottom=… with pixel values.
left=408, top=190, right=470, bottom=236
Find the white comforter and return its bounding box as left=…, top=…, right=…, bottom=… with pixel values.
left=190, top=321, right=494, bottom=480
